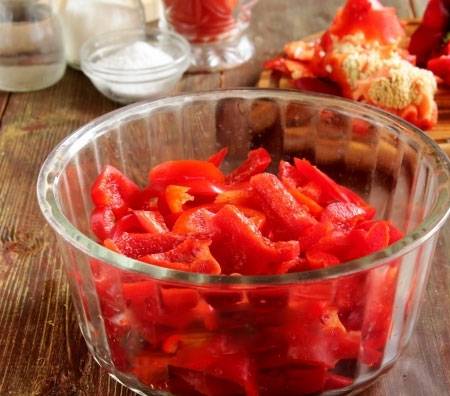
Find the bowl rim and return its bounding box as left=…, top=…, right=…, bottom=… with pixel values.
left=80, top=27, right=191, bottom=78
left=37, top=89, right=450, bottom=286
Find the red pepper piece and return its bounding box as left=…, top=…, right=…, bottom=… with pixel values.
left=339, top=186, right=376, bottom=219
left=170, top=335, right=258, bottom=396
left=131, top=354, right=171, bottom=389
left=278, top=160, right=305, bottom=186
left=428, top=55, right=450, bottom=85
left=409, top=0, right=450, bottom=66
left=122, top=280, right=159, bottom=328
left=91, top=165, right=141, bottom=217
left=365, top=221, right=390, bottom=253
left=306, top=250, right=341, bottom=269
left=226, top=148, right=272, bottom=184
left=387, top=221, right=404, bottom=243
left=300, top=181, right=322, bottom=202
left=321, top=202, right=366, bottom=231
left=134, top=186, right=159, bottom=211
left=108, top=232, right=186, bottom=259
left=294, top=158, right=351, bottom=204
left=207, top=147, right=228, bottom=167
left=112, top=213, right=145, bottom=239
left=299, top=222, right=333, bottom=252
left=160, top=287, right=200, bottom=313
left=329, top=0, right=404, bottom=45
left=133, top=210, right=168, bottom=233
left=214, top=186, right=257, bottom=208
left=141, top=238, right=221, bottom=275
left=90, top=206, right=115, bottom=241
left=165, top=185, right=195, bottom=214
left=172, top=207, right=216, bottom=236
left=250, top=173, right=317, bottom=239
left=212, top=205, right=300, bottom=275
left=149, top=160, right=225, bottom=196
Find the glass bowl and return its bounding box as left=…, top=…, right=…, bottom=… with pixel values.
left=161, top=0, right=258, bottom=71
left=81, top=27, right=191, bottom=104
left=37, top=89, right=450, bottom=396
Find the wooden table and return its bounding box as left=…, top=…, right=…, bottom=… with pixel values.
left=1, top=1, right=448, bottom=395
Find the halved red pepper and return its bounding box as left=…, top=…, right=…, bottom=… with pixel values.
left=91, top=165, right=141, bottom=217
left=250, top=173, right=317, bottom=240
left=226, top=148, right=272, bottom=184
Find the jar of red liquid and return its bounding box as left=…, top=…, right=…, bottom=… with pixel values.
left=161, top=0, right=257, bottom=71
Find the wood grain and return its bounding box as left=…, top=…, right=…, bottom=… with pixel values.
left=0, top=1, right=447, bottom=396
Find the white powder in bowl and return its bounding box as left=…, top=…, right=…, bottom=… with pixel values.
left=96, top=41, right=174, bottom=70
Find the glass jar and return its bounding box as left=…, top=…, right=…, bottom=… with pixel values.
left=53, top=0, right=146, bottom=68
left=161, top=0, right=258, bottom=71
left=0, top=0, right=66, bottom=92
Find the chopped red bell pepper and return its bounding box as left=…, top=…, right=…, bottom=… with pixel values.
left=142, top=238, right=221, bottom=275
left=226, top=148, right=272, bottom=184
left=112, top=213, right=145, bottom=238
left=149, top=160, right=225, bottom=196
left=108, top=232, right=185, bottom=259
left=428, top=55, right=450, bottom=85
left=250, top=173, right=317, bottom=239
left=321, top=202, right=366, bottom=231
left=91, top=165, right=141, bottom=217
left=172, top=206, right=216, bottom=236
left=211, top=205, right=300, bottom=275
left=90, top=206, right=115, bottom=241
left=165, top=185, right=195, bottom=214
left=133, top=210, right=168, bottom=234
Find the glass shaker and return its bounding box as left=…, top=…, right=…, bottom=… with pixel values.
left=161, top=0, right=258, bottom=71
left=54, top=0, right=146, bottom=68
left=0, top=0, right=66, bottom=92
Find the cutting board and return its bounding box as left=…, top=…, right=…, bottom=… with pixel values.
left=257, top=20, right=450, bottom=157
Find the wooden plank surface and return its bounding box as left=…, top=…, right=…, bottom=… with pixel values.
left=0, top=1, right=447, bottom=396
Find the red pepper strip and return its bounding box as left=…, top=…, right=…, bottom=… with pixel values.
left=306, top=250, right=340, bottom=269
left=107, top=232, right=186, bottom=259
left=207, top=147, right=228, bottom=167
left=91, top=165, right=141, bottom=217
left=284, top=181, right=324, bottom=216
left=321, top=202, right=366, bottom=231
left=141, top=238, right=221, bottom=275
left=339, top=186, right=376, bottom=219
left=214, top=187, right=257, bottom=208
left=329, top=0, right=404, bottom=45
left=294, top=158, right=351, bottom=204
left=250, top=173, right=317, bottom=239
left=226, top=148, right=272, bottom=184
left=164, top=185, right=194, bottom=214
left=90, top=206, right=115, bottom=241
left=211, top=205, right=300, bottom=275
left=172, top=206, right=216, bottom=235
left=112, top=213, right=145, bottom=239
left=133, top=210, right=168, bottom=233
left=409, top=0, right=450, bottom=66
left=159, top=287, right=200, bottom=313
left=148, top=159, right=225, bottom=196
left=278, top=160, right=305, bottom=186
left=299, top=222, right=333, bottom=252
left=428, top=55, right=450, bottom=85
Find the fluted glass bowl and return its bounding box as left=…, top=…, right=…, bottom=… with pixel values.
left=37, top=90, right=450, bottom=396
